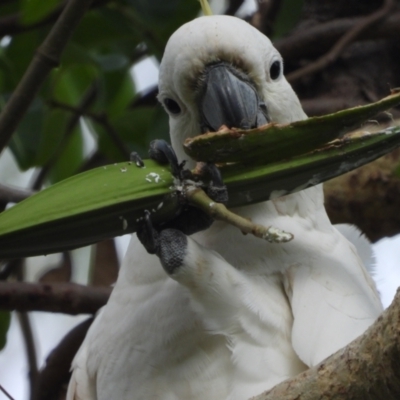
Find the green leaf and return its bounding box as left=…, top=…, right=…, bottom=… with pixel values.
left=100, top=69, right=136, bottom=118
left=0, top=160, right=178, bottom=258
left=48, top=125, right=84, bottom=183
left=70, top=9, right=141, bottom=58
left=0, top=126, right=399, bottom=259
left=224, top=126, right=400, bottom=207
left=36, top=108, right=70, bottom=166
left=51, top=64, right=99, bottom=105
left=0, top=311, right=10, bottom=350
left=184, top=91, right=400, bottom=164
left=3, top=30, right=43, bottom=89
left=272, top=0, right=304, bottom=39
left=122, top=0, right=200, bottom=58
left=20, top=0, right=61, bottom=25
left=9, top=99, right=44, bottom=170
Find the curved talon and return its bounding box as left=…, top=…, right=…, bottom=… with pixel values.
left=204, top=163, right=229, bottom=204
left=149, top=139, right=181, bottom=178
left=136, top=210, right=160, bottom=255
left=130, top=152, right=145, bottom=168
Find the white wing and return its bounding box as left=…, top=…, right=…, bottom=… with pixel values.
left=284, top=226, right=383, bottom=367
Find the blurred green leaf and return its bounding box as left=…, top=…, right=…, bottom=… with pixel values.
left=122, top=0, right=200, bottom=58
left=100, top=69, right=136, bottom=118
left=0, top=2, right=19, bottom=18
left=48, top=125, right=84, bottom=183
left=72, top=9, right=141, bottom=56
left=0, top=311, right=10, bottom=350
left=20, top=0, right=61, bottom=25
left=51, top=64, right=99, bottom=105
left=272, top=0, right=303, bottom=39
left=112, top=107, right=154, bottom=148
left=36, top=108, right=70, bottom=166
left=61, top=42, right=96, bottom=67
left=3, top=30, right=44, bottom=88
left=9, top=99, right=44, bottom=170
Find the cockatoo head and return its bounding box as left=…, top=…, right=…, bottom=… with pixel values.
left=158, top=15, right=306, bottom=164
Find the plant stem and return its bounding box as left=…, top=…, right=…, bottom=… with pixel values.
left=187, top=188, right=293, bottom=243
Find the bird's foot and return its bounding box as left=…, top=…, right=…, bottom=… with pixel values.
left=137, top=210, right=187, bottom=274
left=202, top=163, right=228, bottom=205
left=145, top=140, right=228, bottom=235
left=149, top=139, right=191, bottom=181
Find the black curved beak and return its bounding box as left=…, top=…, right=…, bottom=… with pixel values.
left=199, top=62, right=269, bottom=133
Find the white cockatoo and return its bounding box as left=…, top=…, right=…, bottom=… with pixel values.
left=67, top=15, right=383, bottom=400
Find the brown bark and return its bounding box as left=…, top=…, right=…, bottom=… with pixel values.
left=325, top=148, right=400, bottom=242
left=0, top=282, right=111, bottom=315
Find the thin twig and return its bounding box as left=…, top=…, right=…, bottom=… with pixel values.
left=275, top=12, right=400, bottom=63
left=0, top=183, right=35, bottom=203
left=0, top=0, right=109, bottom=37
left=0, top=0, right=94, bottom=153
left=17, top=312, right=39, bottom=398
left=0, top=282, right=111, bottom=314
left=49, top=99, right=131, bottom=159
left=225, top=0, right=245, bottom=16
left=32, top=84, right=100, bottom=189
left=287, top=0, right=395, bottom=83
left=113, top=4, right=165, bottom=59
left=0, top=259, right=23, bottom=281
left=130, top=85, right=158, bottom=108
left=0, top=385, right=15, bottom=400
left=13, top=262, right=38, bottom=399
left=187, top=188, right=293, bottom=243
left=32, top=318, right=94, bottom=400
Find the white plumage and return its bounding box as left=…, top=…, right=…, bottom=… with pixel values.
left=67, top=15, right=383, bottom=400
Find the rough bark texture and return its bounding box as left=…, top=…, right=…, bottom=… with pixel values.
left=252, top=290, right=400, bottom=400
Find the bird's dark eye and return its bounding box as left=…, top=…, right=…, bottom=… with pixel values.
left=270, top=61, right=281, bottom=80
left=164, top=98, right=181, bottom=114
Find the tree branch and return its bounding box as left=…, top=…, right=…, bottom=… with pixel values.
left=0, top=0, right=93, bottom=153
left=275, top=12, right=400, bottom=64
left=253, top=289, right=400, bottom=400
left=0, top=183, right=35, bottom=203
left=225, top=0, right=245, bottom=16
left=0, top=282, right=111, bottom=315
left=188, top=187, right=293, bottom=243
left=49, top=99, right=131, bottom=159
left=17, top=312, right=38, bottom=399
left=0, top=385, right=14, bottom=400
left=0, top=0, right=109, bottom=37
left=32, top=318, right=93, bottom=400
left=286, top=0, right=396, bottom=83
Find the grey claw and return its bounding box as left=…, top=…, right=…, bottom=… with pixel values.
left=205, top=164, right=228, bottom=204
left=149, top=140, right=181, bottom=178
left=137, top=210, right=159, bottom=255
left=130, top=152, right=145, bottom=168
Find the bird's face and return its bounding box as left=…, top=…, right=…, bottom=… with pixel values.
left=158, top=15, right=306, bottom=164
